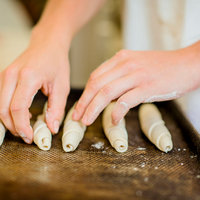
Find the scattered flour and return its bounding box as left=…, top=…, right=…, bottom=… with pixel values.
left=136, top=190, right=143, bottom=197
left=196, top=175, right=200, bottom=179
left=91, top=141, right=104, bottom=149
left=154, top=166, right=158, bottom=170
left=137, top=147, right=146, bottom=151
left=140, top=163, right=145, bottom=168
left=144, top=177, right=149, bottom=182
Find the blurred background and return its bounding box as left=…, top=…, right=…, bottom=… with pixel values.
left=0, top=0, right=122, bottom=88
left=1, top=0, right=200, bottom=137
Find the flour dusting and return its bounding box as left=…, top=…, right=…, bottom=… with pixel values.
left=91, top=141, right=104, bottom=149
left=144, top=91, right=179, bottom=103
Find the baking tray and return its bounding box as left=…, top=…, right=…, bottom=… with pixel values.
left=169, top=89, right=200, bottom=155
left=0, top=90, right=199, bottom=200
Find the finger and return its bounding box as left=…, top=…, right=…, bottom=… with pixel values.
left=45, top=78, right=69, bottom=134
left=111, top=86, right=150, bottom=125
left=81, top=71, right=142, bottom=125
left=73, top=59, right=134, bottom=121
left=11, top=72, right=41, bottom=143
left=0, top=68, right=18, bottom=135
left=29, top=112, right=32, bottom=119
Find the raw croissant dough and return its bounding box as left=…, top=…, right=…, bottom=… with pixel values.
left=62, top=103, right=86, bottom=152
left=138, top=103, right=173, bottom=153
left=0, top=120, right=6, bottom=146
left=33, top=103, right=52, bottom=151
left=102, top=102, right=128, bottom=153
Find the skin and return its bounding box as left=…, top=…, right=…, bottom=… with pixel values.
left=72, top=42, right=200, bottom=125
left=1, top=0, right=200, bottom=144
left=0, top=0, right=105, bottom=143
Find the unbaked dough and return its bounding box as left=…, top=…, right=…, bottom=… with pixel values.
left=62, top=103, right=86, bottom=152
left=138, top=103, right=173, bottom=153
left=102, top=102, right=128, bottom=153
left=0, top=120, right=6, bottom=146
left=33, top=103, right=52, bottom=151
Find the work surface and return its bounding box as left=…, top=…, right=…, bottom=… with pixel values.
left=0, top=90, right=199, bottom=200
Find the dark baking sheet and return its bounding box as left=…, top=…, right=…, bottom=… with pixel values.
left=169, top=89, right=200, bottom=156
left=0, top=90, right=199, bottom=200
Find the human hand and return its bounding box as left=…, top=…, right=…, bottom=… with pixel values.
left=0, top=32, right=70, bottom=143
left=73, top=42, right=200, bottom=126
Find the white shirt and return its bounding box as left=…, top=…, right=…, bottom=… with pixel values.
left=123, top=0, right=200, bottom=50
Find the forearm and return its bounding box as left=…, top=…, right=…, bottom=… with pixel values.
left=31, top=0, right=106, bottom=48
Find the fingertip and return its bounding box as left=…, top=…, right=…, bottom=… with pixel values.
left=81, top=117, right=90, bottom=126
left=23, top=137, right=33, bottom=144
left=45, top=110, right=61, bottom=134
left=111, top=111, right=120, bottom=125
left=72, top=110, right=79, bottom=121
left=18, top=125, right=33, bottom=144
left=53, top=120, right=60, bottom=134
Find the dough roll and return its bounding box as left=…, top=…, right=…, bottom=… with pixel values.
left=62, top=103, right=86, bottom=152
left=102, top=102, right=128, bottom=153
left=138, top=103, right=173, bottom=153
left=33, top=103, right=52, bottom=151
left=0, top=120, right=6, bottom=146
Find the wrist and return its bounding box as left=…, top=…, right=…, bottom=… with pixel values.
left=30, top=24, right=72, bottom=52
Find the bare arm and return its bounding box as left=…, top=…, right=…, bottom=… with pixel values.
left=0, top=0, right=105, bottom=143
left=32, top=0, right=106, bottom=47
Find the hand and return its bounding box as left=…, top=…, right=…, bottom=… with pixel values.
left=0, top=33, right=70, bottom=143
left=73, top=42, right=200, bottom=126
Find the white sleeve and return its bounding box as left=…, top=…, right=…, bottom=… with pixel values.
left=62, top=103, right=86, bottom=152
left=102, top=102, right=128, bottom=153
left=138, top=103, right=173, bottom=153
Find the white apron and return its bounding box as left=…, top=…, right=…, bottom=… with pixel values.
left=123, top=0, right=200, bottom=50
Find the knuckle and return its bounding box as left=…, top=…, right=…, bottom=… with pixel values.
left=115, top=49, right=130, bottom=59
left=87, top=79, right=98, bottom=92
left=77, top=101, right=85, bottom=110
left=19, top=68, right=35, bottom=79
left=88, top=72, right=96, bottom=81
left=10, top=104, right=25, bottom=113
left=3, top=68, right=16, bottom=80
left=123, top=60, right=135, bottom=71
left=0, top=109, right=9, bottom=118
left=100, top=85, right=112, bottom=97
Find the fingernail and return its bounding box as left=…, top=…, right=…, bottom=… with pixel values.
left=19, top=132, right=32, bottom=144
left=72, top=110, right=77, bottom=118
left=112, top=118, right=118, bottom=125
left=53, top=120, right=60, bottom=133
left=23, top=137, right=31, bottom=144
left=19, top=132, right=26, bottom=138
left=81, top=115, right=87, bottom=124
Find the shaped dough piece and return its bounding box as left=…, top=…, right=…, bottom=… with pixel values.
left=138, top=103, right=173, bottom=153
left=0, top=121, right=6, bottom=146
left=62, top=103, right=86, bottom=152
left=102, top=102, right=128, bottom=153
left=33, top=103, right=52, bottom=151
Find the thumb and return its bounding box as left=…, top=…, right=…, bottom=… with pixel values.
left=45, top=81, right=69, bottom=134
